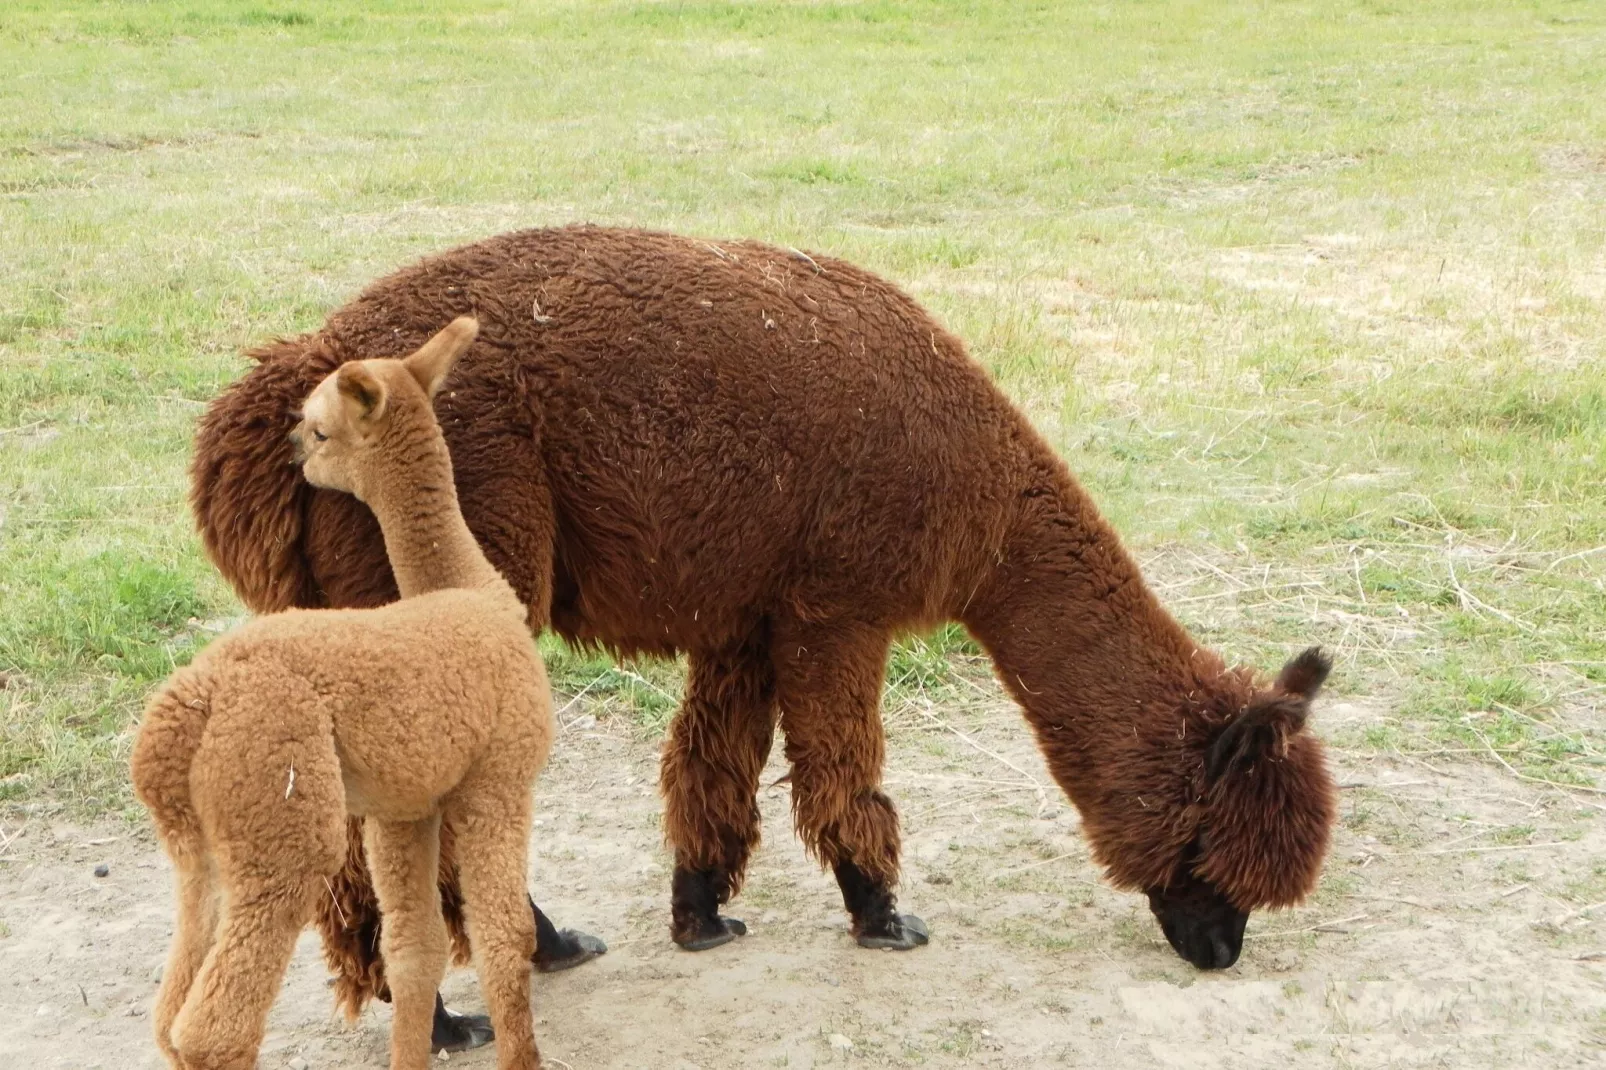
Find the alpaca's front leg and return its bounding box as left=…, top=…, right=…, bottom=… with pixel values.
left=533, top=900, right=608, bottom=970
left=366, top=816, right=450, bottom=1070
left=659, top=642, right=778, bottom=950
left=773, top=620, right=929, bottom=951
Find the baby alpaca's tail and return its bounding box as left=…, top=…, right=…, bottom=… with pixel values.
left=131, top=668, right=214, bottom=859
left=131, top=669, right=220, bottom=1065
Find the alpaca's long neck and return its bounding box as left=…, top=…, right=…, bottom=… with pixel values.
left=962, top=457, right=1222, bottom=800
left=361, top=424, right=507, bottom=600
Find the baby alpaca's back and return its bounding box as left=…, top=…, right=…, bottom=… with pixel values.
left=190, top=588, right=550, bottom=822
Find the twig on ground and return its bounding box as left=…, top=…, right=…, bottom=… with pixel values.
left=1345, top=894, right=1437, bottom=910
left=1445, top=543, right=1533, bottom=631
left=1468, top=725, right=1606, bottom=797
left=1467, top=723, right=1526, bottom=781
left=1553, top=900, right=1606, bottom=927
left=1251, top=913, right=1370, bottom=939
left=913, top=705, right=1047, bottom=811
left=1415, top=841, right=1571, bottom=856
left=556, top=671, right=611, bottom=728
left=991, top=851, right=1099, bottom=884
left=1542, top=545, right=1606, bottom=575
left=0, top=820, right=28, bottom=858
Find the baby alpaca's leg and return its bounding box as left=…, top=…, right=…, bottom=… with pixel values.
left=170, top=877, right=313, bottom=1070
left=153, top=848, right=219, bottom=1068
left=451, top=783, right=540, bottom=1070
left=173, top=708, right=342, bottom=1070
left=367, top=815, right=450, bottom=1070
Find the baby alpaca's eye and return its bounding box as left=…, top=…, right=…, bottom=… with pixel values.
left=312, top=430, right=328, bottom=443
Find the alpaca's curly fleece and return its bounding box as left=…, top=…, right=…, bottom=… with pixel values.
left=192, top=225, right=1336, bottom=991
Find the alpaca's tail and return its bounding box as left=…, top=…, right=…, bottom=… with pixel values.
left=190, top=333, right=345, bottom=613
left=130, top=668, right=215, bottom=862
left=133, top=668, right=225, bottom=1063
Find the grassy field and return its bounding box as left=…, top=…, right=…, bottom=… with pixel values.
left=2, top=0, right=1603, bottom=813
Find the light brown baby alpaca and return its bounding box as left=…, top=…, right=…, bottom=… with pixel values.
left=131, top=318, right=548, bottom=1070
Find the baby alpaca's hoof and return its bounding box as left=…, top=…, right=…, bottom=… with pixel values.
left=674, top=915, right=747, bottom=952
left=432, top=1005, right=495, bottom=1053
left=537, top=928, right=609, bottom=973
left=856, top=913, right=929, bottom=950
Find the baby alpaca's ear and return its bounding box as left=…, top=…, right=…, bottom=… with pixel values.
left=337, top=362, right=388, bottom=423
left=404, top=316, right=479, bottom=398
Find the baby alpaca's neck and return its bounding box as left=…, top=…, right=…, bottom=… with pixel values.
left=361, top=419, right=506, bottom=600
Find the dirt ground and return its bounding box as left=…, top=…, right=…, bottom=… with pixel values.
left=3, top=691, right=1604, bottom=1069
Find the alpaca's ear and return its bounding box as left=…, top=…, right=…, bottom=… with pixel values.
left=1205, top=650, right=1330, bottom=783
left=404, top=316, right=479, bottom=398
left=336, top=362, right=387, bottom=423
left=1275, top=647, right=1331, bottom=700
left=1205, top=697, right=1308, bottom=782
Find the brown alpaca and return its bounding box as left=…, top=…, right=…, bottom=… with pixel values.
left=134, top=320, right=548, bottom=1070
left=192, top=225, right=1337, bottom=983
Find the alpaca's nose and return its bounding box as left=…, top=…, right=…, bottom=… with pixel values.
left=1206, top=928, right=1241, bottom=969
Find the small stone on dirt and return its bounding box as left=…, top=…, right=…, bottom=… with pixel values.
left=927, top=872, right=952, bottom=885
left=93, top=863, right=109, bottom=878
left=36, top=1005, right=50, bottom=1017
left=828, top=1033, right=854, bottom=1051
left=287, top=1057, right=309, bottom=1070
left=1270, top=949, right=1301, bottom=973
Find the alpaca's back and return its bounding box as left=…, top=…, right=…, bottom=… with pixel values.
left=344, top=229, right=1028, bottom=643
left=196, top=226, right=1045, bottom=654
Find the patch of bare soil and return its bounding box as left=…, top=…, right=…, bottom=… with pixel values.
left=3, top=691, right=1603, bottom=1069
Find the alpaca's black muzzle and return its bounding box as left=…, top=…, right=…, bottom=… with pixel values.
left=1147, top=873, right=1249, bottom=970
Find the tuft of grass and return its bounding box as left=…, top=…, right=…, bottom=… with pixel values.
left=4, top=0, right=1606, bottom=809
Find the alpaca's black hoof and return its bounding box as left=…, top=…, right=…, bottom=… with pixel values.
left=675, top=915, right=747, bottom=951
left=432, top=1006, right=494, bottom=1054
left=856, top=913, right=929, bottom=950
left=536, top=928, right=608, bottom=973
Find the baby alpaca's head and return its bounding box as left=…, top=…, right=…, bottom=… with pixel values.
left=291, top=317, right=478, bottom=499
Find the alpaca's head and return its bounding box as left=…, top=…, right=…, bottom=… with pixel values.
left=1145, top=646, right=1336, bottom=970
left=291, top=317, right=479, bottom=499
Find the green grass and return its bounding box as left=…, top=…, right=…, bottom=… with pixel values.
left=3, top=0, right=1605, bottom=810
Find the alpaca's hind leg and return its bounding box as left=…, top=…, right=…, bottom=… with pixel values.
left=660, top=638, right=778, bottom=950
left=450, top=786, right=540, bottom=1070
left=320, top=818, right=491, bottom=1053
left=152, top=849, right=219, bottom=1068
left=773, top=620, right=928, bottom=951
left=169, top=878, right=315, bottom=1070
left=441, top=818, right=605, bottom=977
left=366, top=815, right=450, bottom=1070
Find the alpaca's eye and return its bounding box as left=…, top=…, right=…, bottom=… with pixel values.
left=312, top=430, right=328, bottom=443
